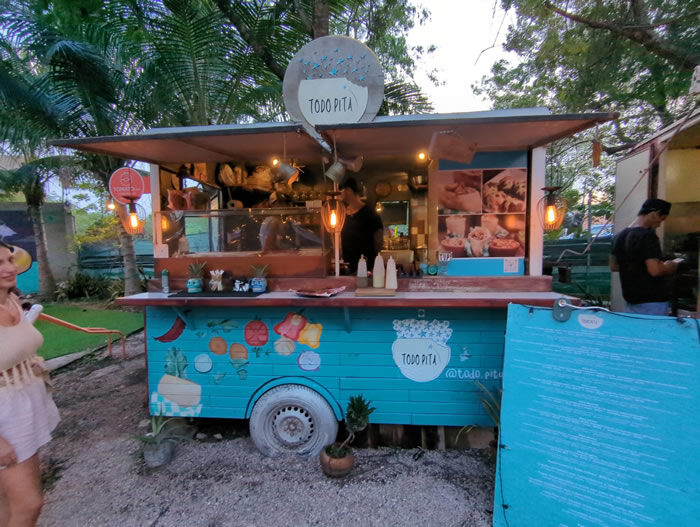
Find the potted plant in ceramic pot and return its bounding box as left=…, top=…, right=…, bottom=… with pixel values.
left=135, top=415, right=189, bottom=468
left=249, top=264, right=269, bottom=293
left=186, top=260, right=206, bottom=293
left=320, top=395, right=375, bottom=477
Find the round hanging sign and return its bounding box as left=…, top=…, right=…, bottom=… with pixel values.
left=283, top=36, right=384, bottom=127
left=109, top=167, right=144, bottom=204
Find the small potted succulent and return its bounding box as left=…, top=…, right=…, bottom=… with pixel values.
left=135, top=414, right=189, bottom=468
left=186, top=260, right=206, bottom=293
left=320, top=395, right=375, bottom=477
left=249, top=264, right=269, bottom=293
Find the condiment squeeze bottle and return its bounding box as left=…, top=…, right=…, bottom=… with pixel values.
left=372, top=253, right=385, bottom=288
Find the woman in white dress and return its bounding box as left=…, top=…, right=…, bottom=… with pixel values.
left=0, top=242, right=59, bottom=527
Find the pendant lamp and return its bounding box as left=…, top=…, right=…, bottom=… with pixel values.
left=540, top=186, right=566, bottom=231
left=321, top=192, right=346, bottom=233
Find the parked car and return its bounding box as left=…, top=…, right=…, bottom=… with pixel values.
left=560, top=224, right=612, bottom=239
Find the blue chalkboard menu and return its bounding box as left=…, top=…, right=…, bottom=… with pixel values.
left=495, top=304, right=700, bottom=527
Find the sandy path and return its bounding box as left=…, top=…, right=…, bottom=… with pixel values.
left=31, top=332, right=494, bottom=527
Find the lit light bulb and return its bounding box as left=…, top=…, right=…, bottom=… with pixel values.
left=106, top=199, right=116, bottom=211
left=272, top=158, right=279, bottom=167
left=129, top=212, right=139, bottom=228
left=375, top=202, right=384, bottom=213
left=330, top=210, right=337, bottom=228
left=545, top=204, right=557, bottom=225
left=417, top=152, right=426, bottom=161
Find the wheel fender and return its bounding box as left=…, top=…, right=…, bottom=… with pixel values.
left=245, top=377, right=343, bottom=421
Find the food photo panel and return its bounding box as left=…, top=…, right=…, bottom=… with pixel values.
left=436, top=170, right=483, bottom=214
left=438, top=213, right=526, bottom=258
left=482, top=168, right=527, bottom=213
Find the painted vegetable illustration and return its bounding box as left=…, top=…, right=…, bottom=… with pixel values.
left=229, top=343, right=248, bottom=360
left=158, top=347, right=202, bottom=408
left=244, top=318, right=269, bottom=347
left=154, top=316, right=186, bottom=343
left=274, top=336, right=296, bottom=356
left=273, top=312, right=307, bottom=341
left=298, top=322, right=322, bottom=349
left=209, top=336, right=228, bottom=355
left=195, top=319, right=237, bottom=339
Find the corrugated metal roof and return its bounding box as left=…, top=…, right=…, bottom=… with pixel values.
left=50, top=109, right=617, bottom=165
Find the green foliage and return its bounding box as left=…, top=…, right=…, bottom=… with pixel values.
left=456, top=381, right=502, bottom=444
left=54, top=272, right=123, bottom=301
left=73, top=214, right=121, bottom=246
left=134, top=415, right=190, bottom=445
left=345, top=395, right=375, bottom=434
left=34, top=303, right=143, bottom=360
left=187, top=260, right=207, bottom=278
left=330, top=394, right=375, bottom=454
left=475, top=381, right=501, bottom=429
left=477, top=1, right=697, bottom=136
left=250, top=264, right=268, bottom=278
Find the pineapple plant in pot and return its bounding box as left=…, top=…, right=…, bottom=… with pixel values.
left=186, top=260, right=206, bottom=293
left=135, top=414, right=190, bottom=468
left=320, top=395, right=375, bottom=477
left=249, top=264, right=269, bottom=293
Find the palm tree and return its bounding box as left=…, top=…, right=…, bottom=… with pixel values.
left=0, top=158, right=57, bottom=298
left=1, top=0, right=434, bottom=299
left=1, top=0, right=145, bottom=294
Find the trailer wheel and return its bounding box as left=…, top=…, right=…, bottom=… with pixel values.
left=249, top=384, right=338, bottom=457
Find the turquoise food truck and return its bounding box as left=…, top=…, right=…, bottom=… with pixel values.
left=53, top=36, right=615, bottom=457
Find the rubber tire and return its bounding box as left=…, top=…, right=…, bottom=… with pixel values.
left=249, top=384, right=338, bottom=458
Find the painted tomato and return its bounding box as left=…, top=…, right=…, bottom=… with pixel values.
left=244, top=319, right=269, bottom=347
left=273, top=312, right=307, bottom=341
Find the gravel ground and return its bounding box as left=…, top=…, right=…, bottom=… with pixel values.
left=33, top=332, right=495, bottom=527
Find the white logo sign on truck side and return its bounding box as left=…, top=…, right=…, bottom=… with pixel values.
left=392, top=319, right=453, bottom=382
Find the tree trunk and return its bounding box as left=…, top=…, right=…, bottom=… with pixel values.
left=26, top=203, right=56, bottom=299
left=313, top=0, right=330, bottom=38
left=116, top=205, right=142, bottom=296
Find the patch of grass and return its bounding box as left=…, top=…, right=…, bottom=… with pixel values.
left=35, top=304, right=143, bottom=360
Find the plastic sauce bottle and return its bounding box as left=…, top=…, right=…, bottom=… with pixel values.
left=356, top=255, right=368, bottom=289
left=161, top=269, right=170, bottom=294
left=385, top=256, right=398, bottom=290
left=372, top=253, right=385, bottom=288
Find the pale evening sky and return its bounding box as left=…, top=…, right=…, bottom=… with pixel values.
left=407, top=1, right=519, bottom=113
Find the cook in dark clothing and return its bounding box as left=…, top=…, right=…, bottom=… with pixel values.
left=610, top=198, right=685, bottom=315
left=339, top=178, right=383, bottom=274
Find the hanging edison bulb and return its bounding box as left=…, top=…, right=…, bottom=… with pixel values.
left=106, top=197, right=116, bottom=211
left=122, top=201, right=145, bottom=235
left=321, top=192, right=346, bottom=233
left=540, top=186, right=566, bottom=231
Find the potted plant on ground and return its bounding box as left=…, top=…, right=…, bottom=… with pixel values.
left=186, top=260, right=206, bottom=293
left=249, top=264, right=269, bottom=293
left=135, top=415, right=188, bottom=468
left=320, top=395, right=375, bottom=477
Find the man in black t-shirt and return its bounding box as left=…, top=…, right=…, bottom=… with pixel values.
left=339, top=178, right=384, bottom=274
left=610, top=198, right=684, bottom=315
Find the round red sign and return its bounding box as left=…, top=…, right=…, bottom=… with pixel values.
left=109, top=167, right=144, bottom=204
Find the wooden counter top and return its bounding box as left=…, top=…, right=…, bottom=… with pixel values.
left=148, top=275, right=554, bottom=293
left=117, top=290, right=568, bottom=309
